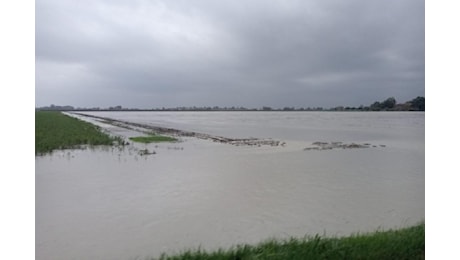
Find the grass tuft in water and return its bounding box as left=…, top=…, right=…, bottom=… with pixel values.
left=155, top=223, right=424, bottom=260
left=129, top=135, right=177, bottom=143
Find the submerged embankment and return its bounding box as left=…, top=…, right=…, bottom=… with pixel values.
left=73, top=112, right=283, bottom=147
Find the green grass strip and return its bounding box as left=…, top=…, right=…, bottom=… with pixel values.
left=129, top=135, right=177, bottom=143
left=35, top=111, right=121, bottom=154
left=156, top=223, right=424, bottom=260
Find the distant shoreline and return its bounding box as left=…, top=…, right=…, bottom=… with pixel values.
left=35, top=108, right=425, bottom=112
left=36, top=96, right=425, bottom=112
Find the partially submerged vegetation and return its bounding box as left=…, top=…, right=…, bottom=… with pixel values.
left=129, top=135, right=177, bottom=143
left=35, top=111, right=122, bottom=154
left=303, top=141, right=386, bottom=151
left=156, top=223, right=424, bottom=260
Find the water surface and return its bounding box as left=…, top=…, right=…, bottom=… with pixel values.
left=36, top=112, right=424, bottom=260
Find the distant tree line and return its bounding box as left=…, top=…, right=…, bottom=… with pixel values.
left=368, top=96, right=424, bottom=111
left=36, top=104, right=75, bottom=111
left=327, top=96, right=424, bottom=111
left=36, top=96, right=424, bottom=112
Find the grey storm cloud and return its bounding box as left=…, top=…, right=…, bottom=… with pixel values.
left=36, top=0, right=424, bottom=108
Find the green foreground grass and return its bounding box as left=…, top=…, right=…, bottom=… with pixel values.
left=35, top=111, right=121, bottom=154
left=129, top=135, right=177, bottom=143
left=156, top=223, right=424, bottom=260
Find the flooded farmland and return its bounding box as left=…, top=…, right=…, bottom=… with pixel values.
left=36, top=111, right=424, bottom=260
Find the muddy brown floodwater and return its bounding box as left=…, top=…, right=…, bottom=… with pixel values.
left=36, top=111, right=424, bottom=260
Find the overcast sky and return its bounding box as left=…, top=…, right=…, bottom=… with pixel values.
left=36, top=0, right=424, bottom=109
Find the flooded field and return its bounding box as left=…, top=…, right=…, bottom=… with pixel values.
left=36, top=112, right=424, bottom=260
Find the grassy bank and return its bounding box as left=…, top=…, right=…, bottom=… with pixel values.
left=35, top=111, right=122, bottom=154
left=156, top=223, right=424, bottom=260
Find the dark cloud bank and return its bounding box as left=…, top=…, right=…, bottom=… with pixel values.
left=36, top=0, right=424, bottom=109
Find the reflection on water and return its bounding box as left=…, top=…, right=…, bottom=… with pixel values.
left=36, top=112, right=424, bottom=260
